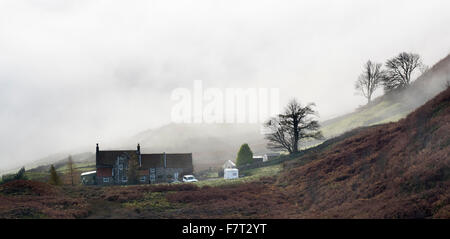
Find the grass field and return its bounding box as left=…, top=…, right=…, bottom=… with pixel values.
left=194, top=164, right=282, bottom=187
left=18, top=159, right=282, bottom=189
left=321, top=99, right=409, bottom=138
left=21, top=161, right=95, bottom=182
left=56, top=162, right=95, bottom=173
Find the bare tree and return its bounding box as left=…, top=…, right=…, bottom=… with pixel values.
left=264, top=99, right=323, bottom=154
left=67, top=155, right=75, bottom=186
left=355, top=60, right=384, bottom=104
left=383, top=52, right=422, bottom=91
left=127, top=153, right=139, bottom=185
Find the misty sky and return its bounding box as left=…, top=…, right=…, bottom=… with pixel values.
left=1, top=0, right=450, bottom=171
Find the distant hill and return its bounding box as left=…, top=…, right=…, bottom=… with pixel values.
left=120, top=123, right=268, bottom=171
left=18, top=123, right=269, bottom=175
left=26, top=152, right=94, bottom=173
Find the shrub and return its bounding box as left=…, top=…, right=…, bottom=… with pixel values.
left=1, top=167, right=28, bottom=185
left=48, top=165, right=62, bottom=186
left=236, top=143, right=253, bottom=166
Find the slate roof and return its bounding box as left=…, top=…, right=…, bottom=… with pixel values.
left=96, top=150, right=137, bottom=168
left=96, top=148, right=193, bottom=173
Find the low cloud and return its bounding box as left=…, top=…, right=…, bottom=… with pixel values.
left=1, top=0, right=450, bottom=170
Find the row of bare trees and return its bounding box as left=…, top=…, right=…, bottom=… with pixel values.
left=355, top=52, right=425, bottom=104
left=264, top=52, right=429, bottom=155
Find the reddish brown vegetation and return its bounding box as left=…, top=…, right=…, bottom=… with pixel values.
left=99, top=183, right=198, bottom=202
left=0, top=180, right=89, bottom=218
left=0, top=180, right=59, bottom=196
left=0, top=181, right=200, bottom=218
left=165, top=178, right=300, bottom=218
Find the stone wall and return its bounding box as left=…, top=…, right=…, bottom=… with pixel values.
left=151, top=167, right=185, bottom=183
left=97, top=176, right=114, bottom=185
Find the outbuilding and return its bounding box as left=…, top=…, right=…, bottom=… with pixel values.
left=263, top=153, right=280, bottom=162
left=224, top=168, right=239, bottom=179
left=81, top=171, right=97, bottom=185
left=252, top=156, right=264, bottom=163
left=223, top=160, right=236, bottom=169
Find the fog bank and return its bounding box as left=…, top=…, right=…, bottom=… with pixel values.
left=1, top=0, right=450, bottom=171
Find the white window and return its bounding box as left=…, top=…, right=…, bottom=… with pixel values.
left=233, top=173, right=237, bottom=176
left=103, top=178, right=109, bottom=183
left=119, top=164, right=123, bottom=170
left=122, top=176, right=127, bottom=182
left=140, top=176, right=146, bottom=182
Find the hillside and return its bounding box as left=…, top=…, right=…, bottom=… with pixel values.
left=276, top=86, right=450, bottom=218
left=321, top=54, right=450, bottom=138
left=15, top=153, right=95, bottom=182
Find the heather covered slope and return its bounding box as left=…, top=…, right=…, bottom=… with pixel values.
left=278, top=87, right=450, bottom=218
left=0, top=180, right=89, bottom=218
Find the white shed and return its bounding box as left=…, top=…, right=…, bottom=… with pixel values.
left=224, top=168, right=239, bottom=179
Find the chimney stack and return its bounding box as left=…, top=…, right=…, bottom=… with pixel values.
left=163, top=152, right=167, bottom=168
left=137, top=143, right=142, bottom=167
left=96, top=143, right=99, bottom=166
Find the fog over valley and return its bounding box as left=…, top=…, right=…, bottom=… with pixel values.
left=1, top=0, right=450, bottom=172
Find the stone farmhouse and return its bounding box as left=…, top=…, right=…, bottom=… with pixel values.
left=95, top=144, right=193, bottom=185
